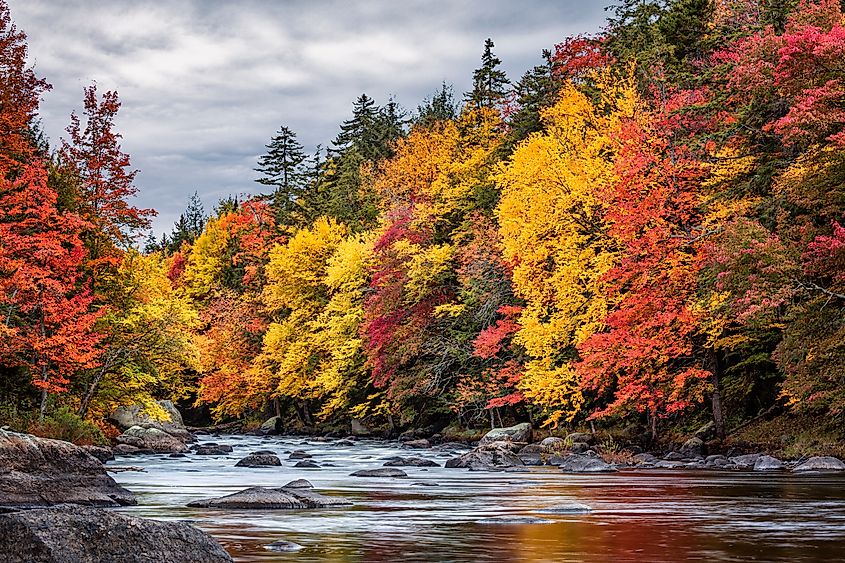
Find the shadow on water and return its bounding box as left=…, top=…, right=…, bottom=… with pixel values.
left=111, top=435, right=845, bottom=562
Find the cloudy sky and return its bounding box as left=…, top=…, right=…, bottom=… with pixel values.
left=9, top=0, right=610, bottom=235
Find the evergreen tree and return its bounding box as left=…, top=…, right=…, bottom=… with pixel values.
left=415, top=82, right=458, bottom=127
left=168, top=191, right=206, bottom=251
left=332, top=94, right=380, bottom=158
left=465, top=38, right=510, bottom=109
left=504, top=50, right=559, bottom=151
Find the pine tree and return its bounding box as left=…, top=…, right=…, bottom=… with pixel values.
left=504, top=51, right=559, bottom=150
left=255, top=125, right=308, bottom=227
left=415, top=82, right=458, bottom=127
left=466, top=39, right=510, bottom=109
left=168, top=191, right=206, bottom=251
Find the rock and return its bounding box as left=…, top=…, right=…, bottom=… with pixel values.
left=282, top=479, right=313, bottom=489
left=0, top=505, right=231, bottom=562
left=116, top=426, right=188, bottom=454
left=664, top=451, right=686, bottom=461
left=680, top=437, right=704, bottom=457
left=250, top=450, right=276, bottom=456
left=259, top=416, right=283, bottom=436
left=753, top=455, right=785, bottom=471
left=383, top=457, right=439, bottom=467
left=729, top=453, right=760, bottom=469
left=480, top=423, right=532, bottom=445
left=349, top=468, right=407, bottom=478
left=539, top=437, right=566, bottom=449
left=333, top=440, right=354, bottom=446
left=169, top=453, right=186, bottom=458
left=109, top=400, right=193, bottom=443
left=536, top=503, right=592, bottom=514
left=188, top=485, right=351, bottom=509
left=403, top=439, right=431, bottom=449
left=653, top=460, right=685, bottom=469
left=193, top=444, right=234, bottom=455
left=566, top=432, right=595, bottom=445
left=570, top=442, right=591, bottom=454
left=445, top=443, right=524, bottom=470
left=265, top=540, right=303, bottom=552
left=0, top=430, right=136, bottom=508
left=294, top=460, right=319, bottom=468
left=351, top=418, right=371, bottom=436
left=793, top=456, right=845, bottom=472
left=693, top=421, right=716, bottom=440
left=235, top=454, right=281, bottom=468
left=477, top=516, right=554, bottom=525
left=632, top=453, right=658, bottom=464
left=112, top=444, right=148, bottom=456
left=555, top=454, right=616, bottom=473
left=81, top=445, right=114, bottom=463
left=288, top=450, right=312, bottom=460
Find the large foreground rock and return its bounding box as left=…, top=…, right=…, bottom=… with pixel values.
left=793, top=456, right=845, bottom=472
left=109, top=400, right=193, bottom=443
left=116, top=426, right=188, bottom=454
left=0, top=505, right=231, bottom=562
left=187, top=483, right=351, bottom=509
left=479, top=423, right=532, bottom=445
left=554, top=454, right=616, bottom=473
left=0, top=430, right=136, bottom=508
left=445, top=443, right=524, bottom=470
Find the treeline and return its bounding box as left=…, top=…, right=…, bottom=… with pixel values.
left=2, top=0, right=845, bottom=441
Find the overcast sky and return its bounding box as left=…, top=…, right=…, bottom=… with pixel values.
left=9, top=0, right=610, bottom=236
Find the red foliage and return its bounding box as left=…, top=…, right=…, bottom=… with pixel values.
left=550, top=34, right=613, bottom=81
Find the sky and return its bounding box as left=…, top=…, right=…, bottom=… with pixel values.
left=9, top=0, right=610, bottom=236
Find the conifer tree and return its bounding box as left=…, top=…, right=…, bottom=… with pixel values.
left=255, top=125, right=308, bottom=228
left=415, top=82, right=458, bottom=127
left=466, top=38, right=510, bottom=109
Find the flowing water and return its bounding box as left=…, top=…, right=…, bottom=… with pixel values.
left=110, top=434, right=845, bottom=562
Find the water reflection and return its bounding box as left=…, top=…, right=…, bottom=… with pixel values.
left=111, top=435, right=845, bottom=562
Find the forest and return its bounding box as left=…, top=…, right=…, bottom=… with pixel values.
left=2, top=0, right=845, bottom=449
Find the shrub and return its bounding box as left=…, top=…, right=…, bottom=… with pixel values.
left=29, top=407, right=109, bottom=446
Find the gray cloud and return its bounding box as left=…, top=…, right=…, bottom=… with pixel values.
left=9, top=0, right=609, bottom=234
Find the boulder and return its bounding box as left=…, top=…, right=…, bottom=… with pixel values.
left=403, top=439, right=431, bottom=449
left=116, top=426, right=188, bottom=454
left=112, top=444, right=151, bottom=456
left=632, top=453, right=658, bottom=465
left=282, top=479, right=313, bottom=489
left=187, top=485, right=351, bottom=509
left=793, top=456, right=845, bottom=472
left=693, top=421, right=716, bottom=440
left=566, top=432, right=595, bottom=445
left=664, top=451, right=686, bottom=461
left=539, top=437, right=566, bottom=449
left=265, top=540, right=303, bottom=553
left=0, top=505, right=231, bottom=562
left=680, top=437, right=704, bottom=457
left=235, top=454, right=281, bottom=468
left=383, top=457, right=439, bottom=467
left=479, top=423, right=532, bottom=445
left=109, top=400, right=193, bottom=443
left=288, top=450, right=312, bottom=460
left=349, top=468, right=407, bottom=478
left=193, top=443, right=233, bottom=455
left=350, top=419, right=371, bottom=436
left=81, top=445, right=114, bottom=463
left=445, top=443, right=524, bottom=470
left=0, top=430, right=136, bottom=508
left=294, top=460, right=320, bottom=468
left=753, top=455, right=785, bottom=471
left=259, top=416, right=282, bottom=436
left=729, top=453, right=760, bottom=470
left=555, top=454, right=616, bottom=473
left=570, top=442, right=591, bottom=454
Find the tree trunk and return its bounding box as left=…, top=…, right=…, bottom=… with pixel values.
left=707, top=348, right=727, bottom=440
left=78, top=366, right=108, bottom=418
left=650, top=409, right=658, bottom=441
left=489, top=408, right=494, bottom=429
left=39, top=364, right=49, bottom=422
left=273, top=398, right=281, bottom=418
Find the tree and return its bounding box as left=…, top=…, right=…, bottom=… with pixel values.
left=255, top=125, right=309, bottom=228
left=168, top=191, right=206, bottom=252
left=466, top=38, right=510, bottom=109
left=415, top=82, right=458, bottom=127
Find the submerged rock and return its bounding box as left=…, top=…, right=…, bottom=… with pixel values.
left=293, top=460, right=320, bottom=468
left=350, top=468, right=407, bottom=478
left=403, top=439, right=431, bottom=449
left=0, top=430, right=136, bottom=508
left=445, top=443, right=524, bottom=470
left=265, top=540, right=303, bottom=552
left=187, top=485, right=351, bottom=509
left=288, top=450, right=312, bottom=460
left=116, top=426, right=188, bottom=454
left=480, top=423, right=532, bottom=445
left=235, top=454, right=281, bottom=467
left=555, top=454, right=616, bottom=473
left=793, top=456, right=845, bottom=472
left=0, top=505, right=232, bottom=562
left=383, top=457, right=440, bottom=467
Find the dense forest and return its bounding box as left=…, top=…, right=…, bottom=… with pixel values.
left=2, top=0, right=844, bottom=447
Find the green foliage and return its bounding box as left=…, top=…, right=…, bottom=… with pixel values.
left=29, top=407, right=108, bottom=446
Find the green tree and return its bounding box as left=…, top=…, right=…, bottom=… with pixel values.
left=255, top=125, right=309, bottom=227
left=466, top=38, right=510, bottom=109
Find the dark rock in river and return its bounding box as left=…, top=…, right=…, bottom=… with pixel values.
left=569, top=442, right=591, bottom=454
left=288, top=450, right=312, bottom=460
left=112, top=444, right=152, bottom=456
left=235, top=454, right=282, bottom=467
left=0, top=505, right=232, bottom=562
left=81, top=445, right=114, bottom=463
left=403, top=439, right=431, bottom=449
left=294, top=460, right=320, bottom=468
left=193, top=444, right=234, bottom=455
left=753, top=455, right=785, bottom=471
left=445, top=443, right=524, bottom=470
left=116, top=426, right=188, bottom=454
left=282, top=479, right=313, bottom=489
left=265, top=540, right=303, bottom=552
left=555, top=454, right=616, bottom=473
left=0, top=430, right=136, bottom=508
left=383, top=456, right=439, bottom=467
left=480, top=423, right=532, bottom=445
left=250, top=450, right=276, bottom=456
left=350, top=468, right=408, bottom=478
left=793, top=456, right=845, bottom=472
left=188, top=485, right=351, bottom=509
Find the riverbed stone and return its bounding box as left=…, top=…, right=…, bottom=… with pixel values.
left=193, top=443, right=233, bottom=455
left=480, top=423, right=533, bottom=445
left=0, top=505, right=232, bottom=562
left=753, top=455, right=785, bottom=471
left=793, top=456, right=845, bottom=472
left=680, top=437, right=704, bottom=457
left=729, top=453, right=760, bottom=469
left=555, top=454, right=616, bottom=473
left=294, top=460, right=320, bottom=468
left=403, top=439, right=431, bottom=449
left=288, top=450, right=312, bottom=459
left=383, top=456, right=439, bottom=467
left=0, top=430, right=136, bottom=508
left=81, top=445, right=114, bottom=463
left=445, top=443, right=524, bottom=470
left=259, top=416, right=282, bottom=436
left=116, top=426, right=189, bottom=454
left=566, top=432, right=595, bottom=445
left=350, top=468, right=408, bottom=478
left=235, top=454, right=282, bottom=467
left=265, top=540, right=303, bottom=552
left=187, top=485, right=352, bottom=509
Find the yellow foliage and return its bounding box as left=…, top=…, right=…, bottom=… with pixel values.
left=181, top=217, right=229, bottom=299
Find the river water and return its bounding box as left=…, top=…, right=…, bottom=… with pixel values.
left=110, top=434, right=845, bottom=562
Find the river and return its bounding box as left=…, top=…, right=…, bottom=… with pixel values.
left=110, top=434, right=845, bottom=562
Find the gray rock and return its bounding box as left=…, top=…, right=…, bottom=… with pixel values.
left=81, top=445, right=114, bottom=463
left=193, top=444, right=233, bottom=455
left=539, top=436, right=566, bottom=448
left=555, top=454, right=616, bottom=473
left=116, top=426, right=188, bottom=454
left=383, top=457, right=439, bottom=467
left=294, top=460, right=320, bottom=468
left=653, top=460, right=685, bottom=469
left=566, top=432, right=595, bottom=445
left=445, top=443, right=524, bottom=470
left=693, top=421, right=716, bottom=440
left=250, top=450, right=276, bottom=456
left=0, top=505, right=231, bottom=562
left=188, top=485, right=351, bottom=509
left=265, top=540, right=303, bottom=552
left=479, top=423, right=532, bottom=445
left=632, top=453, right=658, bottom=464
left=282, top=479, right=313, bottom=489
left=0, top=430, right=136, bottom=508
left=793, top=456, right=845, bottom=472
left=729, top=453, right=761, bottom=469
left=112, top=444, right=150, bottom=456
left=680, top=437, right=704, bottom=457
left=288, top=450, right=312, bottom=460
left=570, top=442, right=591, bottom=454
left=350, top=418, right=371, bottom=436
left=664, top=451, right=686, bottom=461
left=754, top=455, right=785, bottom=471
left=110, top=400, right=193, bottom=443
left=235, top=454, right=281, bottom=468
left=350, top=468, right=407, bottom=478
left=259, top=416, right=282, bottom=436
left=403, top=439, right=431, bottom=449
